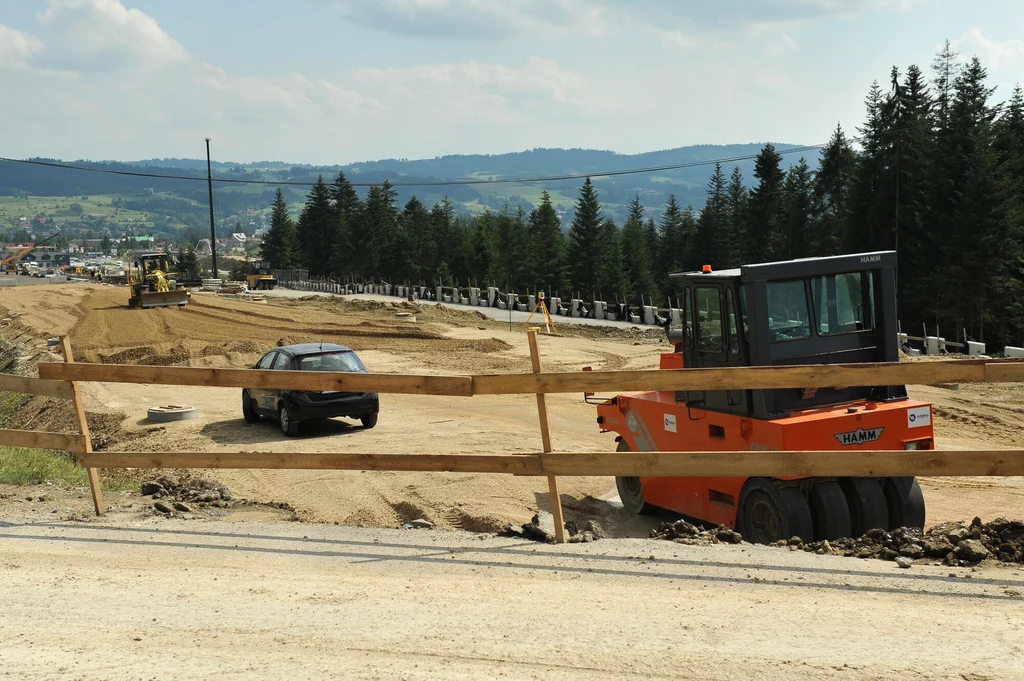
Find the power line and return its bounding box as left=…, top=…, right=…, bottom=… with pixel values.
left=0, top=145, right=826, bottom=188
left=0, top=103, right=1007, bottom=189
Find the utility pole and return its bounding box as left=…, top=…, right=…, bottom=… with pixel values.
left=205, top=138, right=218, bottom=279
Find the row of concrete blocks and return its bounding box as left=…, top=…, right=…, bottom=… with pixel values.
left=899, top=333, right=988, bottom=356
left=286, top=281, right=682, bottom=326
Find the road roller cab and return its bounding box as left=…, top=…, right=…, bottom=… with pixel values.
left=597, top=251, right=932, bottom=543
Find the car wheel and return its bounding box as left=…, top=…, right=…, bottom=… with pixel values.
left=242, top=390, right=260, bottom=423
left=360, top=413, right=378, bottom=429
left=279, top=403, right=300, bottom=436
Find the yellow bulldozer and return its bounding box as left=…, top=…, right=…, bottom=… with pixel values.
left=127, top=253, right=190, bottom=308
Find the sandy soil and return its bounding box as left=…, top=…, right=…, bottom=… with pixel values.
left=1, top=284, right=663, bottom=532
left=2, top=517, right=1022, bottom=680
left=2, top=282, right=1023, bottom=531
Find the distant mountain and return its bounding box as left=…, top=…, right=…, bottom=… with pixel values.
left=0, top=143, right=817, bottom=226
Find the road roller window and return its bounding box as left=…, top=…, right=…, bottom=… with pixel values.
left=812, top=271, right=876, bottom=336
left=766, top=280, right=810, bottom=342
left=726, top=289, right=740, bottom=356
left=695, top=287, right=724, bottom=354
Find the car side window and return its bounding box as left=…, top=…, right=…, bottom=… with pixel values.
left=256, top=352, right=276, bottom=369
left=270, top=353, right=291, bottom=370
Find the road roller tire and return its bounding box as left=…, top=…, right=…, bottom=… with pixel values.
left=614, top=439, right=656, bottom=515
left=883, top=477, right=926, bottom=530
left=738, top=478, right=813, bottom=544
left=808, top=480, right=853, bottom=541
left=840, top=477, right=889, bottom=537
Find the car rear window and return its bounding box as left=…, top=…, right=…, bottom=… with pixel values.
left=296, top=351, right=364, bottom=372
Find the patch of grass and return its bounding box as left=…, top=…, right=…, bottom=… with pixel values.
left=0, top=446, right=136, bottom=491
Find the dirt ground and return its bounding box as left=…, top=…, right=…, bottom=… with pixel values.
left=2, top=517, right=1023, bottom=681
left=2, top=281, right=1024, bottom=531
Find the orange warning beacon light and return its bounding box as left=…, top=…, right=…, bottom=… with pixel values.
left=702, top=264, right=712, bottom=273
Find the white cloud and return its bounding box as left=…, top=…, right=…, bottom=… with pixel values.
left=953, top=27, right=1024, bottom=69
left=0, top=24, right=43, bottom=70
left=329, top=0, right=613, bottom=39
left=765, top=34, right=798, bottom=57
left=36, top=0, right=188, bottom=70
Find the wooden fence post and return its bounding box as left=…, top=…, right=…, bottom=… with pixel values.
left=527, top=329, right=565, bottom=543
left=60, top=337, right=104, bottom=515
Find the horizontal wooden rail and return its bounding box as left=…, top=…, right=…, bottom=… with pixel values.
left=79, top=452, right=541, bottom=474
left=38, top=363, right=474, bottom=397
left=0, top=429, right=87, bottom=453
left=77, top=449, right=1024, bottom=477
left=38, top=359, right=1024, bottom=397
left=474, top=362, right=1024, bottom=395
left=0, top=373, right=75, bottom=400
left=537, top=450, right=1024, bottom=477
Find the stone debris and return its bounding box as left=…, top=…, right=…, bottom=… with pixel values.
left=139, top=473, right=242, bottom=517
left=781, top=518, right=1023, bottom=566
left=650, top=519, right=745, bottom=545
left=499, top=513, right=605, bottom=543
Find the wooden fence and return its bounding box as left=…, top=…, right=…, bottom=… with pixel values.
left=3, top=334, right=1024, bottom=542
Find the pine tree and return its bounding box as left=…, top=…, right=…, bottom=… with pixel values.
left=525, top=190, right=566, bottom=293
left=725, top=166, right=748, bottom=267
left=781, top=157, right=813, bottom=259
left=295, top=176, right=334, bottom=277
left=595, top=219, right=627, bottom=301
left=656, top=194, right=684, bottom=300
left=992, top=86, right=1024, bottom=344
left=948, top=56, right=999, bottom=342
left=695, top=162, right=730, bottom=269
left=567, top=178, right=604, bottom=295
left=619, top=193, right=658, bottom=304
left=400, top=196, right=431, bottom=281
left=810, top=124, right=856, bottom=256
left=747, top=144, right=787, bottom=262
left=848, top=80, right=895, bottom=252
left=361, top=181, right=400, bottom=280
left=330, top=172, right=361, bottom=276
left=261, top=188, right=298, bottom=270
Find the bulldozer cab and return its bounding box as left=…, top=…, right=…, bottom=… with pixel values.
left=668, top=251, right=903, bottom=418
left=137, top=254, right=173, bottom=279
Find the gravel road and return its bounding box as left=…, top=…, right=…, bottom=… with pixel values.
left=2, top=516, right=1023, bottom=680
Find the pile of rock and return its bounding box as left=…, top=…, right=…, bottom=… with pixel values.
left=789, top=517, right=1024, bottom=567
left=650, top=519, right=744, bottom=545
left=140, top=474, right=237, bottom=516
left=500, top=511, right=606, bottom=543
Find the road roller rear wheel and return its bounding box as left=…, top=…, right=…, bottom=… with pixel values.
left=808, top=480, right=853, bottom=541
left=614, top=439, right=656, bottom=515
left=739, top=478, right=813, bottom=544
left=883, top=477, right=926, bottom=530
left=840, top=477, right=889, bottom=537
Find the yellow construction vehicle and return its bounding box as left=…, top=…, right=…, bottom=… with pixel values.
left=244, top=261, right=277, bottom=291
left=127, top=253, right=190, bottom=308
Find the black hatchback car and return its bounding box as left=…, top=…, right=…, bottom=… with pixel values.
left=242, top=343, right=379, bottom=436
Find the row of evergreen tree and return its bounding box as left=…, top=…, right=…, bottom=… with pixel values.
left=261, top=42, right=1024, bottom=347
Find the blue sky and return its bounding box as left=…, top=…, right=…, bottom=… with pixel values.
left=0, top=0, right=1021, bottom=164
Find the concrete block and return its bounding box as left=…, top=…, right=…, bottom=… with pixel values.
left=1005, top=346, right=1024, bottom=358
left=643, top=305, right=657, bottom=326
left=966, top=340, right=985, bottom=356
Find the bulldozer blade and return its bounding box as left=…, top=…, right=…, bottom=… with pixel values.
left=139, top=290, right=189, bottom=308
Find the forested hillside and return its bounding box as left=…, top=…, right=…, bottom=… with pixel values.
left=262, top=43, right=1024, bottom=348
left=0, top=143, right=803, bottom=227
